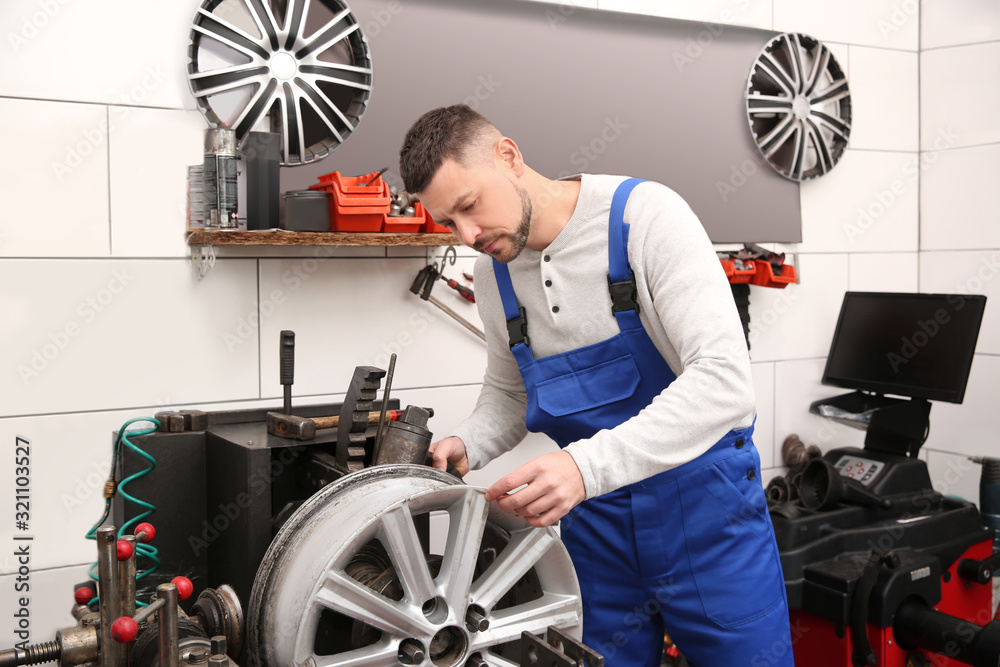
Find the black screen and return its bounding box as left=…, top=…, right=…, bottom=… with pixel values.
left=822, top=292, right=986, bottom=403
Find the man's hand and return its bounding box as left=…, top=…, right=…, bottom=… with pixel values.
left=428, top=436, right=470, bottom=476
left=485, top=450, right=586, bottom=527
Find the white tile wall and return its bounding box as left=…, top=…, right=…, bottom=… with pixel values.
left=921, top=0, right=1000, bottom=50
left=849, top=253, right=919, bottom=292
left=595, top=0, right=773, bottom=30
left=921, top=42, right=1000, bottom=150
left=922, top=354, right=1000, bottom=458
left=773, top=358, right=868, bottom=456
left=0, top=98, right=110, bottom=257
left=110, top=107, right=207, bottom=258
left=847, top=47, right=919, bottom=152
left=751, top=361, right=776, bottom=468
left=773, top=0, right=919, bottom=51
left=256, top=256, right=487, bottom=399
left=797, top=150, right=919, bottom=253
left=748, top=253, right=850, bottom=362
left=920, top=143, right=1000, bottom=251
left=0, top=259, right=260, bottom=416
left=925, top=449, right=982, bottom=505
left=919, top=250, right=1000, bottom=355
left=0, top=564, right=92, bottom=648
left=0, top=0, right=198, bottom=109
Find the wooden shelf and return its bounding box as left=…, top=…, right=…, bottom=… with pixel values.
left=187, top=229, right=460, bottom=247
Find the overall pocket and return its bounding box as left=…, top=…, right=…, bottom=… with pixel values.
left=535, top=354, right=640, bottom=417
left=676, top=449, right=785, bottom=628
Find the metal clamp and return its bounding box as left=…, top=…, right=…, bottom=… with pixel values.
left=191, top=245, right=216, bottom=280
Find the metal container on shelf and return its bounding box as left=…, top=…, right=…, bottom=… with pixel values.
left=282, top=190, right=331, bottom=232
left=203, top=128, right=239, bottom=229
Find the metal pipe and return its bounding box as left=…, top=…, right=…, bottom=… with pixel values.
left=132, top=597, right=165, bottom=625
left=156, top=583, right=180, bottom=667
left=117, top=535, right=136, bottom=666
left=427, top=295, right=486, bottom=341
left=373, top=353, right=396, bottom=462
left=96, top=526, right=122, bottom=667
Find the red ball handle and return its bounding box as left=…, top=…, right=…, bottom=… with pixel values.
left=171, top=576, right=193, bottom=601
left=134, top=522, right=155, bottom=543
left=111, top=617, right=138, bottom=643
left=74, top=586, right=95, bottom=605
left=116, top=540, right=134, bottom=561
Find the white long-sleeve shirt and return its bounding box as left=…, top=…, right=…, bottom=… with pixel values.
left=451, top=174, right=756, bottom=499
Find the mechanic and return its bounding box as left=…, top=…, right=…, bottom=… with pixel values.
left=399, top=105, right=794, bottom=667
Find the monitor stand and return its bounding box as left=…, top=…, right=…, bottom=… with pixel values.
left=809, top=391, right=931, bottom=458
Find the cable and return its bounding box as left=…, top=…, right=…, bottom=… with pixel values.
left=85, top=417, right=160, bottom=607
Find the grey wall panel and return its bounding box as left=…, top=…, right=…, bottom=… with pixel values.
left=281, top=0, right=801, bottom=243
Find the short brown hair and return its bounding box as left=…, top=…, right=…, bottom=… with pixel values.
left=399, top=105, right=499, bottom=194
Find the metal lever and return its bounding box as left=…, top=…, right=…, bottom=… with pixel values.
left=280, top=330, right=295, bottom=415
left=410, top=266, right=485, bottom=341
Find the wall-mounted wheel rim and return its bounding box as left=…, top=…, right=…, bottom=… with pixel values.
left=745, top=33, right=851, bottom=182
left=187, top=0, right=372, bottom=166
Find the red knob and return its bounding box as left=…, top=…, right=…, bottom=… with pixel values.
left=74, top=586, right=95, bottom=605
left=134, top=522, right=155, bottom=542
left=111, top=617, right=138, bottom=643
left=116, top=540, right=134, bottom=561
left=171, top=576, right=193, bottom=601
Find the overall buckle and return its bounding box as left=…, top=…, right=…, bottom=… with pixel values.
left=607, top=273, right=640, bottom=314
left=506, top=307, right=530, bottom=348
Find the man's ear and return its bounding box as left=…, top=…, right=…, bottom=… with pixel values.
left=495, top=137, right=525, bottom=177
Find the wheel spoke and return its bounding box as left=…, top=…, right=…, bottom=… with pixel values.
left=194, top=9, right=271, bottom=61
left=439, top=493, right=489, bottom=609
left=783, top=34, right=804, bottom=94
left=297, top=82, right=347, bottom=144
left=308, top=642, right=399, bottom=667
left=296, top=9, right=358, bottom=59
left=790, top=124, right=806, bottom=181
left=804, top=47, right=831, bottom=97
left=812, top=110, right=851, bottom=139
left=242, top=0, right=280, bottom=50
left=805, top=119, right=834, bottom=175
left=315, top=570, right=433, bottom=639
left=283, top=0, right=309, bottom=51
left=481, top=653, right=519, bottom=667
left=231, top=78, right=277, bottom=138
left=299, top=63, right=373, bottom=91
left=379, top=504, right=438, bottom=605
left=189, top=64, right=269, bottom=98
left=276, top=84, right=306, bottom=164
left=470, top=528, right=556, bottom=612
left=471, top=594, right=581, bottom=648
left=759, top=52, right=796, bottom=96
left=758, top=114, right=797, bottom=157
left=810, top=78, right=849, bottom=105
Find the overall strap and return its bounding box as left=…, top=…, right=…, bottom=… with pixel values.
left=608, top=178, right=645, bottom=332
left=492, top=260, right=533, bottom=364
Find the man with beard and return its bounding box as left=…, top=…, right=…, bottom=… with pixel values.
left=399, top=105, right=793, bottom=667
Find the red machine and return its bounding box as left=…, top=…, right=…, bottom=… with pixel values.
left=767, top=292, right=995, bottom=667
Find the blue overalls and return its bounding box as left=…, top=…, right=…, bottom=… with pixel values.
left=492, top=179, right=794, bottom=667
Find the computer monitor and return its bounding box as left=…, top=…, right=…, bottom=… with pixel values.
left=821, top=292, right=987, bottom=404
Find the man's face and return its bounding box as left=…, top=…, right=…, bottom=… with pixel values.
left=417, top=157, right=532, bottom=264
